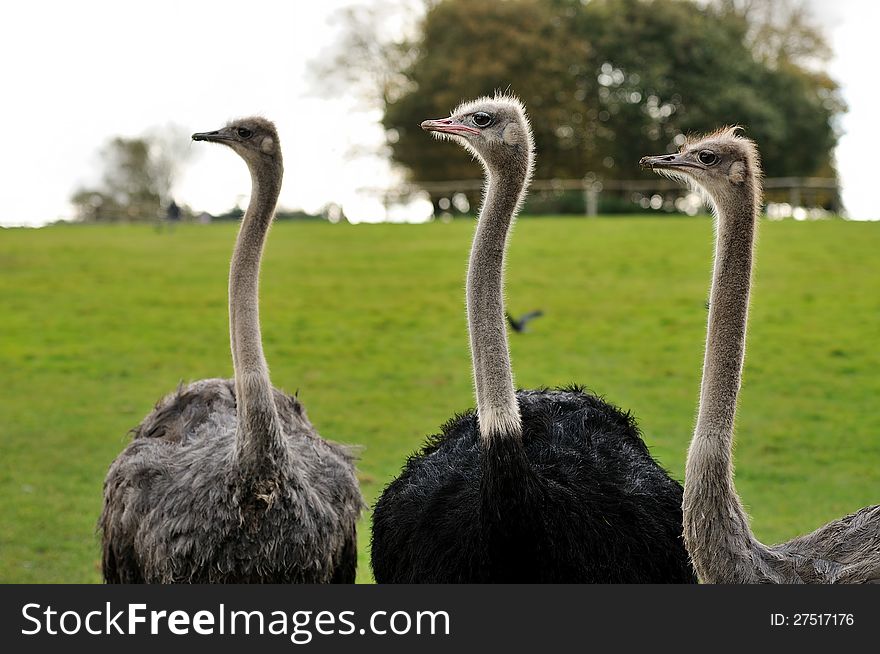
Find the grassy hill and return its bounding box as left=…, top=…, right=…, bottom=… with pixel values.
left=1, top=216, right=878, bottom=583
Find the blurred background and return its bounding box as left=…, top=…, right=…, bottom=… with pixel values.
left=1, top=0, right=877, bottom=226
left=1, top=1, right=878, bottom=583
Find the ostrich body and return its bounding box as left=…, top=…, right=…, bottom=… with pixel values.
left=99, top=118, right=361, bottom=583
left=370, top=96, right=695, bottom=583
left=642, top=128, right=880, bottom=584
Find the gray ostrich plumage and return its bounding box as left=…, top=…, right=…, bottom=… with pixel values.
left=642, top=128, right=880, bottom=584
left=99, top=117, right=362, bottom=583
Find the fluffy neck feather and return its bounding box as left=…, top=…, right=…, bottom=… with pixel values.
left=230, top=157, right=284, bottom=469
left=467, top=153, right=530, bottom=441
left=683, top=181, right=761, bottom=582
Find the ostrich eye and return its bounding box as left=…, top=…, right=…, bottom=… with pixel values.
left=237, top=128, right=253, bottom=139
left=472, top=112, right=493, bottom=128
left=698, top=150, right=719, bottom=165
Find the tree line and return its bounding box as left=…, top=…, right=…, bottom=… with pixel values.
left=318, top=0, right=842, bottom=200
left=75, top=0, right=843, bottom=221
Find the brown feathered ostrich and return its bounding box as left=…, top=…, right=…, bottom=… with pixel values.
left=99, top=117, right=362, bottom=583
left=642, top=127, right=880, bottom=584
left=370, top=95, right=695, bottom=583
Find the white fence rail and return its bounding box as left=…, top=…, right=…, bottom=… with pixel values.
left=369, top=176, right=839, bottom=216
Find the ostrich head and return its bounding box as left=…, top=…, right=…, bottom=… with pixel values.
left=192, top=116, right=281, bottom=168
left=421, top=94, right=534, bottom=174
left=639, top=127, right=761, bottom=208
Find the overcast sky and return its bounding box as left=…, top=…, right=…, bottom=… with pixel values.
left=1, top=0, right=877, bottom=227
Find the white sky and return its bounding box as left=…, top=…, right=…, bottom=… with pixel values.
left=821, top=0, right=879, bottom=220
left=0, top=0, right=877, bottom=227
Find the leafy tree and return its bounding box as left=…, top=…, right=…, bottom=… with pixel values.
left=383, top=0, right=591, bottom=184
left=72, top=126, right=190, bottom=222
left=714, top=0, right=832, bottom=67
left=309, top=0, right=421, bottom=110
left=321, top=0, right=843, bottom=199
left=577, top=0, right=843, bottom=179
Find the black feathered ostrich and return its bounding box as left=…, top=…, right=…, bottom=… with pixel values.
left=370, top=95, right=696, bottom=583
left=100, top=118, right=362, bottom=583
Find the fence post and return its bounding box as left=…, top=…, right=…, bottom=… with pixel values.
left=583, top=176, right=599, bottom=217
left=789, top=179, right=802, bottom=209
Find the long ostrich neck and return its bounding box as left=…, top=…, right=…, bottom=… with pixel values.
left=468, top=159, right=528, bottom=440
left=683, top=185, right=760, bottom=579
left=230, top=158, right=284, bottom=469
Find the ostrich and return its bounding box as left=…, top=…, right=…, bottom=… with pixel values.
left=641, top=127, right=880, bottom=583
left=370, top=95, right=696, bottom=583
left=99, top=117, right=362, bottom=583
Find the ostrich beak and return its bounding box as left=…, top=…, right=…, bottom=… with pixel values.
left=640, top=153, right=702, bottom=170
left=192, top=129, right=230, bottom=143
left=421, top=118, right=480, bottom=136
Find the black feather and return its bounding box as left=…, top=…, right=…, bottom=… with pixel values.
left=371, top=386, right=696, bottom=583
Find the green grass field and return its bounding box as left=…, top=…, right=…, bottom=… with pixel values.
left=1, top=217, right=878, bottom=583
